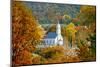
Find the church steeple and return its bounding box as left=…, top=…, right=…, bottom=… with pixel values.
left=56, top=20, right=61, bottom=36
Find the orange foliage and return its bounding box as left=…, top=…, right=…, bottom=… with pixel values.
left=12, top=1, right=45, bottom=66
left=78, top=45, right=95, bottom=61
left=12, top=50, right=33, bottom=65
left=32, top=55, right=41, bottom=64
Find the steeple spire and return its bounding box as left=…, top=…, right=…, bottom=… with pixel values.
left=56, top=20, right=61, bottom=35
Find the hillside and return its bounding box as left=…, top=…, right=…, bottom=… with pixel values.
left=23, top=2, right=80, bottom=25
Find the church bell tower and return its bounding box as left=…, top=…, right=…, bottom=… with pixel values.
left=56, top=20, right=63, bottom=45
left=56, top=21, right=61, bottom=36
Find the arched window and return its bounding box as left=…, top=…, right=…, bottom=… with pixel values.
left=53, top=40, right=55, bottom=44
left=46, top=40, right=48, bottom=44
left=49, top=40, right=50, bottom=44
left=50, top=39, right=52, bottom=45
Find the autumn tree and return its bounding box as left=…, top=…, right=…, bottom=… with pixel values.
left=12, top=1, right=45, bottom=66
left=78, top=41, right=95, bottom=61
left=77, top=6, right=96, bottom=61
left=48, top=24, right=56, bottom=32
left=78, top=6, right=96, bottom=29
left=63, top=14, right=71, bottom=20
left=40, top=46, right=65, bottom=64
left=66, top=23, right=77, bottom=48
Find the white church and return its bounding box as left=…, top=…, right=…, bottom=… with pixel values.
left=44, top=21, right=63, bottom=46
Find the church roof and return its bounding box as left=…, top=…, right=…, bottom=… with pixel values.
left=45, top=32, right=57, bottom=39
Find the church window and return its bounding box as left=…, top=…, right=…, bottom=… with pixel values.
left=52, top=40, right=54, bottom=44
left=51, top=40, right=52, bottom=44
left=49, top=40, right=51, bottom=44
left=52, top=40, right=53, bottom=44
left=47, top=40, right=48, bottom=44
left=50, top=40, right=51, bottom=44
